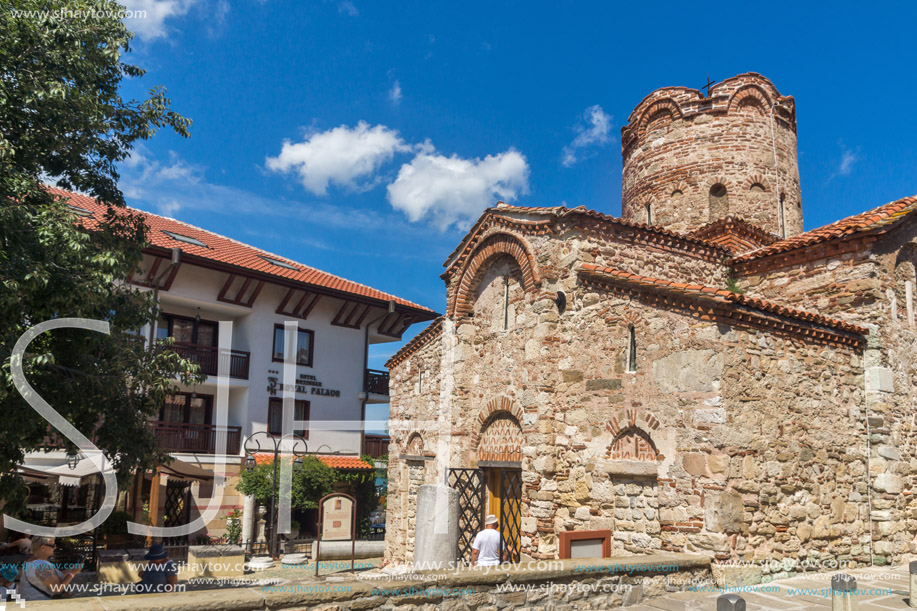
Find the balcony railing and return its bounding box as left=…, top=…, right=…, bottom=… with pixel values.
left=362, top=434, right=390, bottom=459
left=364, top=369, right=389, bottom=395
left=150, top=421, right=242, bottom=455
left=168, top=343, right=250, bottom=380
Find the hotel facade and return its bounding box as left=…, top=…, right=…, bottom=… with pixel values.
left=18, top=187, right=436, bottom=541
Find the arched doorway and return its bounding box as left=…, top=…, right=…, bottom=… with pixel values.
left=477, top=410, right=523, bottom=562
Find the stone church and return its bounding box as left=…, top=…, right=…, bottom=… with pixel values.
left=384, top=73, right=917, bottom=569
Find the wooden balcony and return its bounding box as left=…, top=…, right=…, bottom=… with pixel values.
left=168, top=343, right=250, bottom=380
left=150, top=421, right=242, bottom=455
left=364, top=369, right=389, bottom=395
left=362, top=434, right=390, bottom=459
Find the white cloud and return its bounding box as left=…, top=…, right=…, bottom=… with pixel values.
left=119, top=149, right=396, bottom=233
left=158, top=199, right=182, bottom=217
left=839, top=148, right=859, bottom=176
left=386, top=150, right=530, bottom=230
left=265, top=121, right=411, bottom=195
left=389, top=80, right=403, bottom=104
left=562, top=105, right=613, bottom=167
left=119, top=0, right=197, bottom=40
left=338, top=1, right=358, bottom=16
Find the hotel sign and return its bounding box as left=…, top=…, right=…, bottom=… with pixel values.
left=267, top=370, right=341, bottom=398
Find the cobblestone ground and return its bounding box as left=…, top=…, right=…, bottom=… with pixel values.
left=628, top=564, right=914, bottom=610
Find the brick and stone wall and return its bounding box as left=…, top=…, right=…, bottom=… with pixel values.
left=734, top=217, right=917, bottom=563
left=386, top=217, right=882, bottom=568
left=621, top=73, right=802, bottom=237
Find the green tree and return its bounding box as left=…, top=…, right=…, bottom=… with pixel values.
left=0, top=0, right=197, bottom=513
left=236, top=458, right=379, bottom=536
left=236, top=457, right=336, bottom=509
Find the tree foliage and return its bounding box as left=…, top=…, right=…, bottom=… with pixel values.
left=236, top=457, right=380, bottom=536
left=0, top=0, right=196, bottom=512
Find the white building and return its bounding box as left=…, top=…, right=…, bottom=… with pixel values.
left=19, top=187, right=436, bottom=540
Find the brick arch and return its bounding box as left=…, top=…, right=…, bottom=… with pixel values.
left=668, top=181, right=690, bottom=198
left=606, top=409, right=660, bottom=437
left=405, top=432, right=424, bottom=456
left=606, top=409, right=663, bottom=461
left=449, top=232, right=539, bottom=317
left=744, top=174, right=770, bottom=192
left=470, top=396, right=524, bottom=450
left=636, top=98, right=684, bottom=139
left=727, top=85, right=772, bottom=115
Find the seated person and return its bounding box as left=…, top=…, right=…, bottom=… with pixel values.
left=0, top=563, right=21, bottom=602
left=19, top=537, right=80, bottom=600
left=137, top=544, right=178, bottom=593
left=0, top=535, right=31, bottom=555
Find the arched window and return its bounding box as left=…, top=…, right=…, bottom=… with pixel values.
left=708, top=184, right=728, bottom=220
left=626, top=325, right=637, bottom=372
left=645, top=203, right=653, bottom=225
left=749, top=183, right=766, bottom=192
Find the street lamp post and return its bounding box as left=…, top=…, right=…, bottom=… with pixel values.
left=243, top=432, right=307, bottom=558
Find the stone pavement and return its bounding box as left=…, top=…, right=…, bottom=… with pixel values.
left=628, top=564, right=915, bottom=610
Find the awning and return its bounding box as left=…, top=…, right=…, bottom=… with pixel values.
left=159, top=459, right=213, bottom=482
left=15, top=465, right=55, bottom=483
left=42, top=460, right=108, bottom=487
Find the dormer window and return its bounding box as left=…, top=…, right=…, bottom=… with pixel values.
left=162, top=230, right=208, bottom=248
left=67, top=204, right=94, bottom=218
left=259, top=255, right=299, bottom=271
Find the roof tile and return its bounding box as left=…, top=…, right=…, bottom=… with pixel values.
left=49, top=187, right=435, bottom=315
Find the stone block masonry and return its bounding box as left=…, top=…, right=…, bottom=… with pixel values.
left=384, top=72, right=917, bottom=577
left=21, top=553, right=713, bottom=610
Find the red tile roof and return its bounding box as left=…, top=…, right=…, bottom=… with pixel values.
left=732, top=195, right=917, bottom=263
left=444, top=203, right=730, bottom=272
left=579, top=263, right=868, bottom=340
left=385, top=316, right=444, bottom=369
left=49, top=186, right=436, bottom=316
left=253, top=453, right=374, bottom=469
left=688, top=216, right=780, bottom=254
left=317, top=455, right=374, bottom=469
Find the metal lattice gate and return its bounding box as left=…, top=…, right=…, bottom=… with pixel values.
left=163, top=480, right=191, bottom=546
left=500, top=470, right=521, bottom=563
left=447, top=468, right=484, bottom=562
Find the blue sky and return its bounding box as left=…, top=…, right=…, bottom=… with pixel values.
left=115, top=0, right=917, bottom=426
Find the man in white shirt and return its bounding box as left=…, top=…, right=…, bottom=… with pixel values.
left=470, top=514, right=506, bottom=567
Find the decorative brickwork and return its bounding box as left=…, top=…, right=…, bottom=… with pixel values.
left=621, top=73, right=802, bottom=236
left=385, top=72, right=917, bottom=571
left=449, top=232, right=539, bottom=318
left=471, top=396, right=525, bottom=460
left=477, top=414, right=524, bottom=463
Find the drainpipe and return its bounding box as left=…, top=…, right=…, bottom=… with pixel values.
left=148, top=247, right=182, bottom=346
left=360, top=301, right=396, bottom=456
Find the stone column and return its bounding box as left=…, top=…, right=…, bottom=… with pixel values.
left=413, top=484, right=459, bottom=571
left=241, top=495, right=254, bottom=544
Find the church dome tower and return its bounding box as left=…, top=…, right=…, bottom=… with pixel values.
left=620, top=73, right=802, bottom=237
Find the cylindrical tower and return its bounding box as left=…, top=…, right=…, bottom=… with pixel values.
left=620, top=73, right=802, bottom=237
